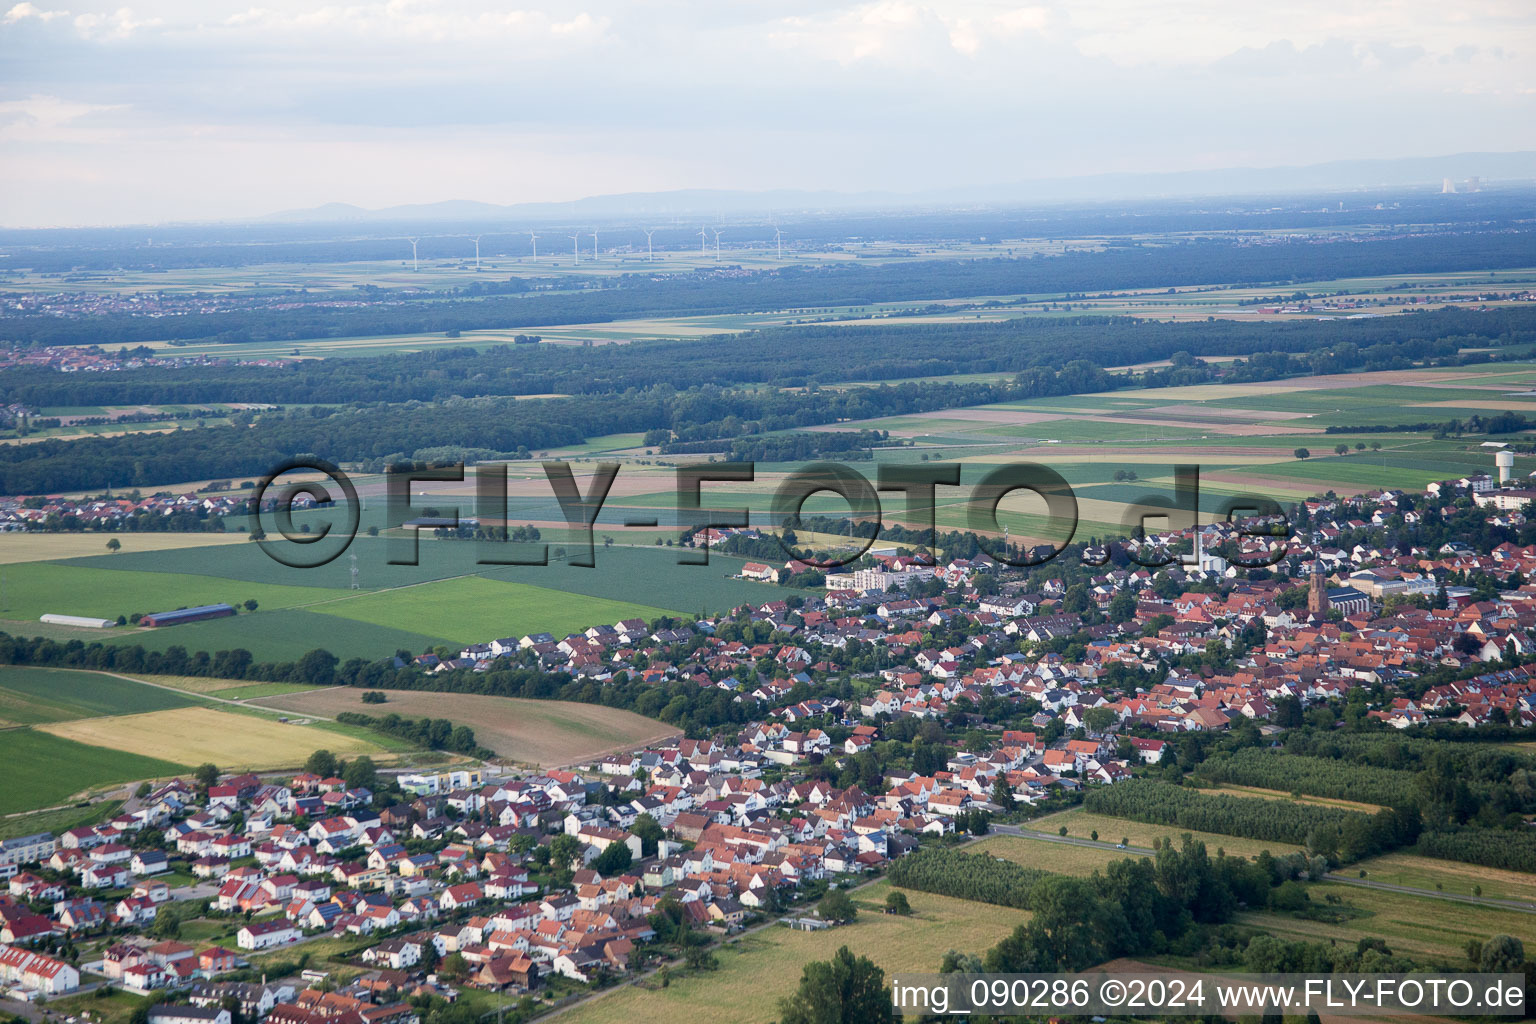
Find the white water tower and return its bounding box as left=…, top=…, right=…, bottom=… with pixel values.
left=1496, top=449, right=1515, bottom=485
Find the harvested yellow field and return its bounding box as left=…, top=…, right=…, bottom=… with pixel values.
left=251, top=688, right=679, bottom=768
left=0, top=532, right=248, bottom=565
left=39, top=706, right=386, bottom=770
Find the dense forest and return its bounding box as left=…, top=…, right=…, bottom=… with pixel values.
left=4, top=230, right=1533, bottom=348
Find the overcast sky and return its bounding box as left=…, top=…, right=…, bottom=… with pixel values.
left=3, top=0, right=1534, bottom=226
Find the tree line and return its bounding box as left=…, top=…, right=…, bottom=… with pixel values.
left=333, top=711, right=491, bottom=759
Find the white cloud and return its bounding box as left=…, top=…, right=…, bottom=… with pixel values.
left=994, top=6, right=1049, bottom=34
left=4, top=2, right=68, bottom=22
left=69, top=6, right=158, bottom=37
left=196, top=2, right=608, bottom=44
left=0, top=93, right=124, bottom=140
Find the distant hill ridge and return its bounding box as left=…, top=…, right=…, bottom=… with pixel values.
left=262, top=151, right=1536, bottom=223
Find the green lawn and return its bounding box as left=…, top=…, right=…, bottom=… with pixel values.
left=48, top=986, right=152, bottom=1024
left=0, top=665, right=197, bottom=725
left=0, top=729, right=187, bottom=814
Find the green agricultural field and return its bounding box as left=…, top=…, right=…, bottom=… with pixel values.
left=980, top=418, right=1208, bottom=442
left=0, top=560, right=328, bottom=622
left=0, top=798, right=123, bottom=841
left=546, top=432, right=647, bottom=454
left=312, top=575, right=673, bottom=646
left=1241, top=882, right=1536, bottom=963
left=1352, top=851, right=1536, bottom=904
left=208, top=681, right=330, bottom=700
left=1254, top=456, right=1472, bottom=490
left=107, top=607, right=445, bottom=662
left=0, top=665, right=197, bottom=725
left=0, top=729, right=187, bottom=814
left=1024, top=808, right=1305, bottom=859
left=559, top=880, right=1030, bottom=1024
left=62, top=541, right=791, bottom=618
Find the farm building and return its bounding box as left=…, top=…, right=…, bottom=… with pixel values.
left=140, top=604, right=236, bottom=628
left=40, top=613, right=115, bottom=628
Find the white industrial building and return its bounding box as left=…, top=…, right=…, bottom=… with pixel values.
left=40, top=613, right=116, bottom=628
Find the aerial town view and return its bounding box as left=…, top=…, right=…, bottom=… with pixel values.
left=3, top=2, right=1536, bottom=1022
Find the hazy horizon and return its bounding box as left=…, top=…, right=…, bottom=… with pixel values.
left=4, top=0, right=1535, bottom=228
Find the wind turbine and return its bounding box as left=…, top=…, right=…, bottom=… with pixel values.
left=644, top=229, right=655, bottom=261
left=527, top=230, right=539, bottom=263
left=569, top=234, right=581, bottom=264
left=589, top=230, right=599, bottom=261
left=698, top=227, right=708, bottom=256
left=773, top=227, right=784, bottom=261
left=405, top=237, right=420, bottom=272
left=470, top=235, right=482, bottom=271
left=712, top=228, right=721, bottom=261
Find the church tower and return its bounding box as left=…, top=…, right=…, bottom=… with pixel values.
left=1307, top=559, right=1329, bottom=617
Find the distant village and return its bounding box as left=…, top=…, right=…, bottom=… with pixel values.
left=0, top=345, right=294, bottom=375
